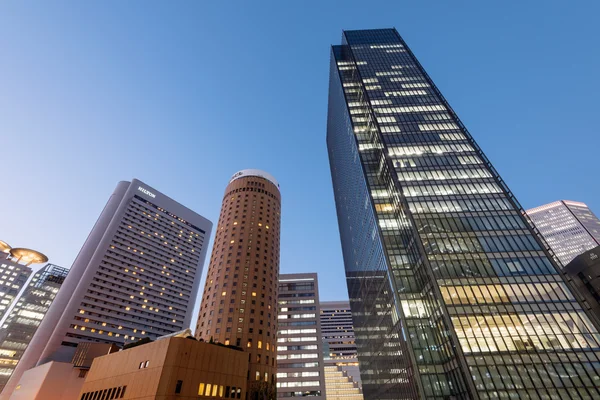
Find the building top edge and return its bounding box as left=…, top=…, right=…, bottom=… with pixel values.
left=229, top=169, right=280, bottom=190
left=526, top=200, right=588, bottom=214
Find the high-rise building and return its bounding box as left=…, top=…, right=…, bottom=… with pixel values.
left=0, top=242, right=48, bottom=323
left=327, top=28, right=600, bottom=399
left=277, top=273, right=325, bottom=399
left=320, top=301, right=363, bottom=400
left=195, top=170, right=280, bottom=400
left=563, top=246, right=600, bottom=324
left=3, top=179, right=212, bottom=398
left=527, top=200, right=600, bottom=266
left=0, top=264, right=68, bottom=392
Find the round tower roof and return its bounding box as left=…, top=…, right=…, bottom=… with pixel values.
left=229, top=169, right=279, bottom=190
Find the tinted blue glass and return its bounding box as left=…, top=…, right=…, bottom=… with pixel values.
left=327, top=28, right=600, bottom=400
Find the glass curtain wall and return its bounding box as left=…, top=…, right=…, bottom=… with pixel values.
left=327, top=28, right=600, bottom=400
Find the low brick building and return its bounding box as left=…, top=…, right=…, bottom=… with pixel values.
left=79, top=333, right=248, bottom=400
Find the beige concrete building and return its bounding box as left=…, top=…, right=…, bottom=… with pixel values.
left=195, top=170, right=281, bottom=400
left=79, top=334, right=248, bottom=400
left=9, top=361, right=85, bottom=400
left=8, top=343, right=118, bottom=400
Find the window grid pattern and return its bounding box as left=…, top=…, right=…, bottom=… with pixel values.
left=0, top=258, right=32, bottom=323
left=328, top=28, right=600, bottom=400
left=277, top=275, right=325, bottom=398
left=527, top=201, right=600, bottom=266
left=195, top=175, right=280, bottom=398
left=0, top=264, right=68, bottom=390
left=66, top=196, right=206, bottom=345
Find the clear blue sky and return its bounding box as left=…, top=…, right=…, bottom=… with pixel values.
left=1, top=1, right=599, bottom=308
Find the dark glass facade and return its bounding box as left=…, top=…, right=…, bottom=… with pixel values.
left=327, top=28, right=600, bottom=400
left=564, top=246, right=600, bottom=325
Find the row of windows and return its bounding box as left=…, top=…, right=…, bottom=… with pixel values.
left=276, top=353, right=318, bottom=360
left=422, top=234, right=541, bottom=255
left=80, top=385, right=126, bottom=400
left=396, top=167, right=490, bottom=182
left=389, top=143, right=474, bottom=157
left=440, top=282, right=575, bottom=305
left=394, top=154, right=481, bottom=169
left=276, top=344, right=318, bottom=351
left=364, top=131, right=466, bottom=145
left=276, top=371, right=320, bottom=378
left=279, top=283, right=314, bottom=291
left=278, top=299, right=315, bottom=305
left=403, top=181, right=502, bottom=197
left=279, top=328, right=316, bottom=335
left=426, top=256, right=556, bottom=279
left=278, top=320, right=316, bottom=327
left=413, top=214, right=526, bottom=234
left=198, top=382, right=241, bottom=398
left=470, top=362, right=600, bottom=394
left=408, top=197, right=513, bottom=214
left=277, top=381, right=320, bottom=388
left=452, top=311, right=600, bottom=353
left=277, top=336, right=317, bottom=343
left=223, top=186, right=279, bottom=203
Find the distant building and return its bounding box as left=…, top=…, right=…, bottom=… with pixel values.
left=78, top=333, right=248, bottom=400
left=320, top=301, right=363, bottom=400
left=3, top=179, right=212, bottom=398
left=277, top=273, right=325, bottom=399
left=0, top=241, right=48, bottom=323
left=195, top=170, right=281, bottom=400
left=527, top=200, right=600, bottom=266
left=9, top=343, right=118, bottom=400
left=564, top=246, right=600, bottom=324
left=0, top=264, right=68, bottom=392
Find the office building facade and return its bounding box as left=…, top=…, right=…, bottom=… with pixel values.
left=0, top=242, right=48, bottom=323
left=195, top=170, right=280, bottom=400
left=327, top=28, right=600, bottom=399
left=0, top=264, right=68, bottom=392
left=277, top=273, right=325, bottom=399
left=320, top=301, right=363, bottom=399
left=527, top=200, right=600, bottom=266
left=3, top=179, right=212, bottom=398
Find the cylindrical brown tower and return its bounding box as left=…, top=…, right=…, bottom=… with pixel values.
left=196, top=169, right=280, bottom=400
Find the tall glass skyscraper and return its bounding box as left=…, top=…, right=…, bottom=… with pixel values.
left=327, top=28, right=600, bottom=400
left=527, top=200, right=600, bottom=267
